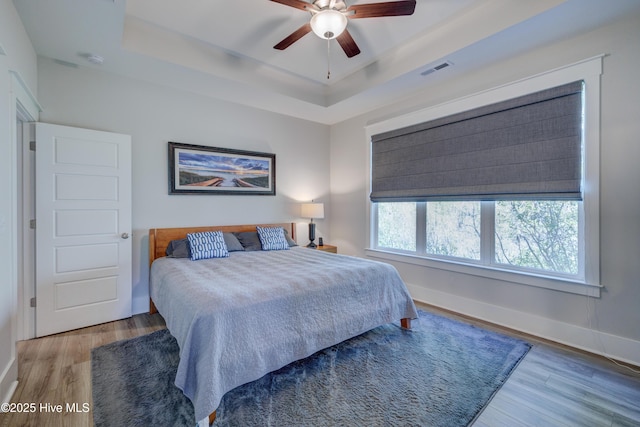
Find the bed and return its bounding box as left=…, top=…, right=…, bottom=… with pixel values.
left=148, top=223, right=418, bottom=425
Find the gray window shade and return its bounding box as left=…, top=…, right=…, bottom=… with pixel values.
left=370, top=81, right=584, bottom=202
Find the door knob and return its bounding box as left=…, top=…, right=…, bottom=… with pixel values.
left=121, top=232, right=130, bottom=239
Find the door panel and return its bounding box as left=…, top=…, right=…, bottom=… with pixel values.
left=55, top=210, right=118, bottom=236
left=55, top=243, right=119, bottom=272
left=55, top=277, right=118, bottom=310
left=35, top=122, right=131, bottom=337
left=54, top=137, right=119, bottom=168
left=55, top=174, right=119, bottom=200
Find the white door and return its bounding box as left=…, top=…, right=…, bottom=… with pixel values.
left=35, top=122, right=132, bottom=337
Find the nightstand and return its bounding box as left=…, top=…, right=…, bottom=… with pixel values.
left=315, top=244, right=337, bottom=254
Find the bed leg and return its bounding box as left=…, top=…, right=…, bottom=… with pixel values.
left=149, top=298, right=158, bottom=315
left=209, top=410, right=216, bottom=425
left=401, top=318, right=412, bottom=330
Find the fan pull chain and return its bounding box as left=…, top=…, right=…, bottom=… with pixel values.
left=327, top=38, right=331, bottom=80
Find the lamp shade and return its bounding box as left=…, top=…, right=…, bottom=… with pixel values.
left=301, top=202, right=325, bottom=219
left=310, top=10, right=348, bottom=40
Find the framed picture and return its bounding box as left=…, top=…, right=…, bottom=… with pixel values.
left=168, top=142, right=276, bottom=195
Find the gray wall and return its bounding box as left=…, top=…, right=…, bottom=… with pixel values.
left=37, top=60, right=331, bottom=314
left=330, top=11, right=640, bottom=363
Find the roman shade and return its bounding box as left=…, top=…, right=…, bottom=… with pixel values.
left=370, top=81, right=584, bottom=202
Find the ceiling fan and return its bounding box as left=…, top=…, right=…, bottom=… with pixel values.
left=271, top=0, right=417, bottom=59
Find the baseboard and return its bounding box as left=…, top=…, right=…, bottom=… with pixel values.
left=0, top=356, right=18, bottom=405
left=407, top=283, right=640, bottom=367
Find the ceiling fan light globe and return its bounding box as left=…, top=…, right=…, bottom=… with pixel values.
left=310, top=10, right=347, bottom=40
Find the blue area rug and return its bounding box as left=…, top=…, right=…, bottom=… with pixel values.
left=92, top=310, right=530, bottom=426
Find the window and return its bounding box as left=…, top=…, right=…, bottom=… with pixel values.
left=367, top=57, right=602, bottom=296
left=426, top=201, right=480, bottom=260
left=377, top=202, right=416, bottom=251
left=494, top=200, right=579, bottom=275
left=376, top=199, right=579, bottom=277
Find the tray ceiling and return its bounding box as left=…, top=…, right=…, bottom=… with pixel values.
left=14, top=0, right=640, bottom=124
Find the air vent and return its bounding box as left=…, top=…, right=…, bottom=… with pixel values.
left=420, top=61, right=453, bottom=77
left=53, top=59, right=79, bottom=68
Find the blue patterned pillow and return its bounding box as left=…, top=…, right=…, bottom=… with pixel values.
left=187, top=231, right=229, bottom=260
left=256, top=226, right=289, bottom=251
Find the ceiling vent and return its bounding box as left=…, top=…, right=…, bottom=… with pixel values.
left=420, top=61, right=453, bottom=77
left=53, top=59, right=79, bottom=68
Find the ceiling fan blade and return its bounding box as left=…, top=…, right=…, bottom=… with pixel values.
left=347, top=0, right=416, bottom=19
left=274, top=22, right=312, bottom=50
left=270, top=0, right=313, bottom=11
left=336, top=29, right=361, bottom=58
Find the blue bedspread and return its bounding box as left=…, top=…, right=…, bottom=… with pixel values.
left=150, top=247, right=418, bottom=422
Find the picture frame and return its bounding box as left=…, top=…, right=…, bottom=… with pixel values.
left=168, top=142, right=276, bottom=195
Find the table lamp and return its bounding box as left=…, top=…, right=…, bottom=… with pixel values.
left=301, top=202, right=324, bottom=248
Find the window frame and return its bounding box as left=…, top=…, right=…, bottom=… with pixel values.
left=366, top=56, right=602, bottom=297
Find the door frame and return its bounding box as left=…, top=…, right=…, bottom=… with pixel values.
left=10, top=70, right=41, bottom=341
left=18, top=119, right=35, bottom=340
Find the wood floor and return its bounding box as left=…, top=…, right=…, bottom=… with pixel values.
left=0, top=314, right=166, bottom=427
left=1, top=305, right=639, bottom=427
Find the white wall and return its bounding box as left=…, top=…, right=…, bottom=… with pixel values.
left=0, top=0, right=38, bottom=405
left=36, top=60, right=331, bottom=314
left=330, top=12, right=640, bottom=364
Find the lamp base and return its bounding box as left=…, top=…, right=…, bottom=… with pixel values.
left=307, top=222, right=317, bottom=249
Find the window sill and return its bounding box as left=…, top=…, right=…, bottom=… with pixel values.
left=365, top=248, right=601, bottom=298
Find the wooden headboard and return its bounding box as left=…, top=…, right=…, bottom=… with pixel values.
left=148, top=223, right=296, bottom=266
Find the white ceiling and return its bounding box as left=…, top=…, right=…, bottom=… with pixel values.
left=14, top=0, right=640, bottom=124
